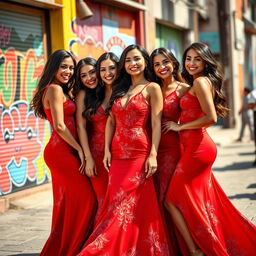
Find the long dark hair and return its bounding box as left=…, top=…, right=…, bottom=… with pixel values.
left=74, top=57, right=98, bottom=119
left=182, top=42, right=228, bottom=117
left=150, top=47, right=183, bottom=85
left=107, top=44, right=153, bottom=113
left=96, top=52, right=119, bottom=114
left=31, top=50, right=76, bottom=119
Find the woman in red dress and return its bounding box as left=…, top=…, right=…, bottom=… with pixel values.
left=77, top=44, right=172, bottom=255
left=31, top=50, right=96, bottom=256
left=75, top=53, right=119, bottom=210
left=150, top=47, right=190, bottom=255
left=164, top=42, right=256, bottom=256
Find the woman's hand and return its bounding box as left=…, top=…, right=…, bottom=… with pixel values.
left=85, top=156, right=97, bottom=177
left=145, top=154, right=157, bottom=178
left=103, top=150, right=111, bottom=172
left=162, top=121, right=181, bottom=133
left=77, top=149, right=86, bottom=174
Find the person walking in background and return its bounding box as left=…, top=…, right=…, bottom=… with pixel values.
left=235, top=87, right=254, bottom=142
left=164, top=42, right=256, bottom=256
left=30, top=50, right=96, bottom=256
left=150, top=47, right=190, bottom=255
left=78, top=44, right=172, bottom=255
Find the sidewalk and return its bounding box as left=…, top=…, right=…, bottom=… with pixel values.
left=0, top=126, right=255, bottom=255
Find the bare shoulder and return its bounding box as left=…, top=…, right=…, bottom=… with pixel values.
left=76, top=89, right=86, bottom=101
left=193, top=77, right=212, bottom=92
left=179, top=82, right=190, bottom=89
left=177, top=82, right=190, bottom=97
left=147, top=82, right=161, bottom=92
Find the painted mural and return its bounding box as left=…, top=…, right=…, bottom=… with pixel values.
left=0, top=9, right=50, bottom=195
left=69, top=1, right=136, bottom=60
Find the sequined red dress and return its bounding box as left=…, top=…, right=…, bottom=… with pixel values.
left=166, top=92, right=256, bottom=256
left=88, top=106, right=108, bottom=208
left=77, top=84, right=172, bottom=256
left=155, top=89, right=183, bottom=255
left=41, top=86, right=96, bottom=256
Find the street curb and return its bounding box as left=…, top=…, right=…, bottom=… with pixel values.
left=0, top=182, right=52, bottom=213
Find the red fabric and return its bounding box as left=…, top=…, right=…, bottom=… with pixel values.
left=78, top=87, right=173, bottom=255
left=155, top=90, right=184, bottom=255
left=88, top=106, right=109, bottom=209
left=41, top=93, right=96, bottom=256
left=166, top=92, right=256, bottom=255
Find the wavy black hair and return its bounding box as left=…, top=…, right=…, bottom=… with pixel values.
left=182, top=42, right=228, bottom=117
left=107, top=44, right=153, bottom=113
left=74, top=57, right=98, bottom=119
left=150, top=47, right=183, bottom=85
left=95, top=52, right=119, bottom=114
left=31, top=49, right=76, bottom=119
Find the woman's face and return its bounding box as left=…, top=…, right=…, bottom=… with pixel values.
left=185, top=48, right=205, bottom=78
left=80, top=64, right=98, bottom=89
left=124, top=48, right=145, bottom=76
left=100, top=58, right=117, bottom=85
left=54, top=57, right=74, bottom=85
left=153, top=53, right=174, bottom=80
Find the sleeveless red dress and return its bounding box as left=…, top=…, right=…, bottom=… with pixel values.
left=155, top=89, right=183, bottom=255
left=77, top=84, right=172, bottom=256
left=87, top=106, right=108, bottom=209
left=41, top=87, right=96, bottom=256
left=166, top=92, right=256, bottom=255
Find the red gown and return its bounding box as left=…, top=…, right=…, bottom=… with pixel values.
left=41, top=86, right=96, bottom=256
left=78, top=84, right=172, bottom=256
left=155, top=89, right=183, bottom=255
left=166, top=92, right=256, bottom=256
left=88, top=106, right=109, bottom=209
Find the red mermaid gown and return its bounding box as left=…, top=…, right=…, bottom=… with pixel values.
left=166, top=92, right=256, bottom=256
left=155, top=89, right=183, bottom=255
left=78, top=84, right=172, bottom=255
left=41, top=87, right=96, bottom=256
left=88, top=106, right=109, bottom=209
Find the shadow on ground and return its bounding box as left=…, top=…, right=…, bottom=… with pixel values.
left=213, top=161, right=255, bottom=171
left=248, top=183, right=256, bottom=189
left=228, top=192, right=256, bottom=201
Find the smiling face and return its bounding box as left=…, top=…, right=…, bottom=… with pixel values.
left=100, top=58, right=117, bottom=86
left=124, top=48, right=145, bottom=77
left=153, top=53, right=174, bottom=80
left=54, top=57, right=74, bottom=85
left=80, top=64, right=98, bottom=89
left=185, top=48, right=205, bottom=79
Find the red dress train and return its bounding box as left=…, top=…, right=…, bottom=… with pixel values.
left=155, top=90, right=183, bottom=255
left=78, top=84, right=172, bottom=255
left=166, top=92, right=256, bottom=256
left=88, top=106, right=109, bottom=209
left=41, top=88, right=96, bottom=256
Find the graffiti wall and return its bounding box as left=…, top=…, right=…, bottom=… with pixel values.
left=0, top=7, right=50, bottom=195
left=69, top=1, right=136, bottom=59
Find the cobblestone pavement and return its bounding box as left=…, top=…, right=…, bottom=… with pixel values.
left=0, top=127, right=255, bottom=256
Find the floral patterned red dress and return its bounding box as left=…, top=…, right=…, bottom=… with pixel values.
left=41, top=86, right=96, bottom=256
left=166, top=92, right=256, bottom=256
left=77, top=84, right=172, bottom=256
left=88, top=106, right=109, bottom=209
left=155, top=89, right=183, bottom=255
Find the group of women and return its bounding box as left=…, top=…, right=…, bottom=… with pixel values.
left=31, top=42, right=256, bottom=256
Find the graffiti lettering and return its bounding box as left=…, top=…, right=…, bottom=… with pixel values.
left=0, top=48, right=44, bottom=108
left=0, top=24, right=11, bottom=48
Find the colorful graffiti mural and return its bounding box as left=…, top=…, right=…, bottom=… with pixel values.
left=69, top=1, right=136, bottom=59
left=0, top=6, right=52, bottom=195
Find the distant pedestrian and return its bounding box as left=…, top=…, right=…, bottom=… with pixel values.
left=235, top=87, right=254, bottom=142
left=31, top=50, right=96, bottom=256
left=248, top=88, right=256, bottom=165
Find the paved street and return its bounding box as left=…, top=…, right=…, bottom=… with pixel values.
left=0, top=126, right=255, bottom=256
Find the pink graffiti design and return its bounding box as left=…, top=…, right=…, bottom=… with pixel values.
left=0, top=101, right=46, bottom=194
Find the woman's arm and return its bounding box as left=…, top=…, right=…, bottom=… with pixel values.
left=75, top=90, right=96, bottom=177
left=47, top=84, right=85, bottom=172
left=103, top=113, right=116, bottom=172
left=163, top=77, right=217, bottom=132
left=145, top=83, right=163, bottom=178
